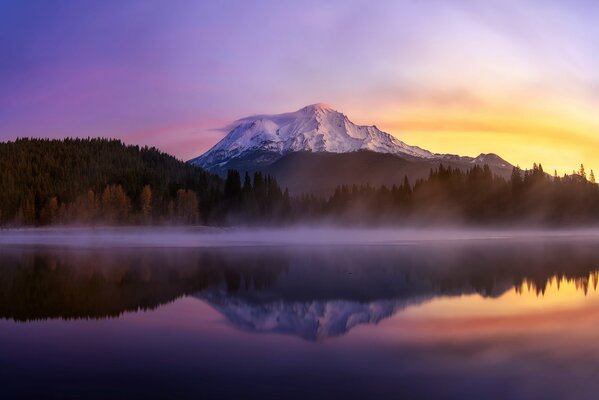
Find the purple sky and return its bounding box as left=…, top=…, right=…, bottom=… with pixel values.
left=1, top=0, right=599, bottom=171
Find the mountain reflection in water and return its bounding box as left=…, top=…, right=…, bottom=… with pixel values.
left=4, top=238, right=599, bottom=400
left=1, top=241, right=599, bottom=339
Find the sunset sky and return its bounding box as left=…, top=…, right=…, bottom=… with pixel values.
left=1, top=0, right=598, bottom=174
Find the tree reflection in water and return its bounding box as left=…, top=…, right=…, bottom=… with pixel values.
left=1, top=240, right=598, bottom=339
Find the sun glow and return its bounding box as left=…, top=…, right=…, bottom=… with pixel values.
left=360, top=98, right=599, bottom=176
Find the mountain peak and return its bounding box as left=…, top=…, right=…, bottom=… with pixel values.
left=472, top=153, right=510, bottom=167
left=300, top=103, right=335, bottom=113
left=190, top=104, right=435, bottom=171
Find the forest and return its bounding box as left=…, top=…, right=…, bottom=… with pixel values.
left=0, top=138, right=598, bottom=226
left=298, top=163, right=599, bottom=225
left=0, top=138, right=289, bottom=226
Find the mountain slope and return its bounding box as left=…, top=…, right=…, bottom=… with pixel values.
left=189, top=103, right=513, bottom=194
left=264, top=151, right=513, bottom=195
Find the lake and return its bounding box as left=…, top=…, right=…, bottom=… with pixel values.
left=1, top=229, right=599, bottom=399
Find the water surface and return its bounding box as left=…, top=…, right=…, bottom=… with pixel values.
left=1, top=232, right=599, bottom=399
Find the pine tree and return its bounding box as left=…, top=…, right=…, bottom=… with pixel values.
left=579, top=164, right=587, bottom=180
left=253, top=172, right=266, bottom=215
left=242, top=172, right=252, bottom=195
left=402, top=176, right=411, bottom=192
left=590, top=170, right=596, bottom=184
left=224, top=170, right=242, bottom=205
left=511, top=166, right=523, bottom=192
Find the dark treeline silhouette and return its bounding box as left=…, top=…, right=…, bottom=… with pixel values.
left=0, top=138, right=289, bottom=226
left=292, top=162, right=599, bottom=225
left=1, top=138, right=598, bottom=226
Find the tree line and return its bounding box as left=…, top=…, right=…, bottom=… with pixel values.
left=290, top=162, right=599, bottom=225
left=1, top=138, right=598, bottom=226
left=0, top=138, right=289, bottom=226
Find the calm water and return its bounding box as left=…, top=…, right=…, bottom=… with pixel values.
left=2, top=233, right=599, bottom=399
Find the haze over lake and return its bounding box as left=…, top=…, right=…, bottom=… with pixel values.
left=2, top=229, right=599, bottom=399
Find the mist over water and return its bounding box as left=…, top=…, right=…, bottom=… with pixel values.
left=3, top=226, right=599, bottom=247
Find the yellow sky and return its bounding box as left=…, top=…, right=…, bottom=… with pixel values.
left=351, top=94, right=599, bottom=176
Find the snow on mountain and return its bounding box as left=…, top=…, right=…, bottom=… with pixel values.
left=197, top=288, right=427, bottom=340
left=189, top=103, right=435, bottom=170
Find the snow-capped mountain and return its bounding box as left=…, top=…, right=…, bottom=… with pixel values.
left=197, top=289, right=421, bottom=341
left=190, top=103, right=435, bottom=171
left=189, top=103, right=512, bottom=194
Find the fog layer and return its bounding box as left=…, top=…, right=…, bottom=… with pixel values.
left=2, top=227, right=599, bottom=248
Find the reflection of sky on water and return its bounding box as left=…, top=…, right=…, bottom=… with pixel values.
left=2, top=239, right=599, bottom=399
left=198, top=272, right=599, bottom=341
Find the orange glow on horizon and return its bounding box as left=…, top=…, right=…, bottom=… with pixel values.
left=349, top=272, right=599, bottom=351
left=349, top=91, right=599, bottom=177
left=404, top=272, right=599, bottom=320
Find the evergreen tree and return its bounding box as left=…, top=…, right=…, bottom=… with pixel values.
left=242, top=172, right=252, bottom=195
left=511, top=166, right=523, bottom=192
left=224, top=170, right=242, bottom=204
left=579, top=164, right=587, bottom=180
